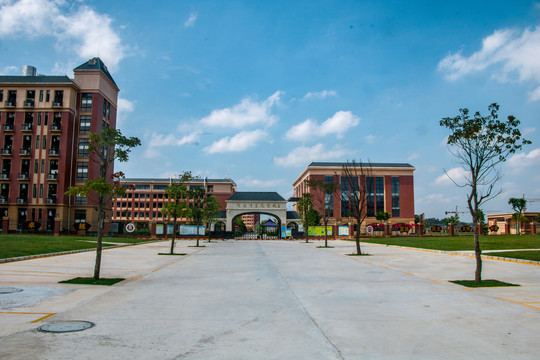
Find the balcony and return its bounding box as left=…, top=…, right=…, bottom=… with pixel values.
left=23, top=99, right=35, bottom=107
left=50, top=124, right=61, bottom=132
left=0, top=172, right=10, bottom=180
left=49, top=148, right=60, bottom=156
left=52, top=101, right=62, bottom=108
left=4, top=101, right=15, bottom=107
left=47, top=172, right=58, bottom=180
left=1, top=148, right=12, bottom=155
left=18, top=172, right=29, bottom=180
left=3, top=124, right=14, bottom=131
left=21, top=123, right=33, bottom=131
left=0, top=197, right=7, bottom=204
left=19, top=148, right=31, bottom=156
left=46, top=197, right=56, bottom=204
left=16, top=197, right=27, bottom=204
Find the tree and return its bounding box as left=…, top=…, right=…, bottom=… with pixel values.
left=188, top=186, right=206, bottom=247
left=508, top=198, right=527, bottom=235
left=443, top=215, right=460, bottom=226
left=233, top=216, right=247, bottom=237
left=375, top=211, right=391, bottom=236
left=341, top=160, right=373, bottom=255
left=440, top=103, right=531, bottom=283
left=202, top=195, right=221, bottom=242
left=67, top=128, right=141, bottom=280
left=297, top=193, right=314, bottom=243
left=161, top=172, right=194, bottom=254
left=306, top=178, right=340, bottom=247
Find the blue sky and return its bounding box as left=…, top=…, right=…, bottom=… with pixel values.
left=1, top=0, right=540, bottom=220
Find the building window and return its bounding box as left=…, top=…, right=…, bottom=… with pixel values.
left=37, top=113, right=41, bottom=125
left=34, top=159, right=38, bottom=173
left=341, top=176, right=358, bottom=218
left=76, top=162, right=88, bottom=181
left=80, top=116, right=91, bottom=134
left=366, top=177, right=375, bottom=217
left=39, top=184, right=43, bottom=198
left=44, top=112, right=48, bottom=125
left=33, top=184, right=37, bottom=198
left=41, top=159, right=45, bottom=173
left=81, top=93, right=92, bottom=111
left=78, top=138, right=90, bottom=157
left=75, top=195, right=87, bottom=205
left=36, top=135, right=40, bottom=149
left=376, top=177, right=384, bottom=215
left=45, top=90, right=50, bottom=102
left=74, top=210, right=86, bottom=223
left=39, top=90, right=43, bottom=102
left=391, top=177, right=400, bottom=217
left=0, top=90, right=3, bottom=102
left=42, top=135, right=47, bottom=149
left=325, top=176, right=334, bottom=218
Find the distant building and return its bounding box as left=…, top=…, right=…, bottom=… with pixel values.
left=292, top=162, right=415, bottom=234
left=241, top=213, right=260, bottom=230
left=486, top=212, right=539, bottom=235
left=111, top=177, right=236, bottom=231
left=0, top=58, right=118, bottom=233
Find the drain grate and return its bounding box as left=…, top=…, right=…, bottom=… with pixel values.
left=38, top=321, right=95, bottom=333
left=0, top=287, right=23, bottom=294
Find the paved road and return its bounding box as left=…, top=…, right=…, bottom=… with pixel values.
left=1, top=240, right=540, bottom=359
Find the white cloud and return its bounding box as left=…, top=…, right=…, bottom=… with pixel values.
left=237, top=177, right=284, bottom=189
left=302, top=90, right=338, bottom=100
left=274, top=143, right=351, bottom=167
left=507, top=147, right=540, bottom=168
left=184, top=12, right=198, bottom=27
left=117, top=97, right=134, bottom=129
left=522, top=127, right=536, bottom=136
left=200, top=91, right=282, bottom=128
left=285, top=111, right=360, bottom=140
left=203, top=129, right=268, bottom=154
left=407, top=152, right=420, bottom=162
left=435, top=167, right=469, bottom=186
left=144, top=131, right=201, bottom=158
left=0, top=65, right=17, bottom=75
left=0, top=0, right=127, bottom=72
left=438, top=27, right=540, bottom=101
left=364, top=134, right=376, bottom=144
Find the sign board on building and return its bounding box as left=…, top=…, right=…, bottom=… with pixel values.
left=125, top=223, right=135, bottom=233
left=338, top=226, right=349, bottom=236
left=366, top=225, right=374, bottom=235
left=179, top=225, right=205, bottom=235
left=308, top=226, right=332, bottom=236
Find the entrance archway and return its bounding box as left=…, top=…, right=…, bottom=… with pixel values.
left=232, top=212, right=283, bottom=239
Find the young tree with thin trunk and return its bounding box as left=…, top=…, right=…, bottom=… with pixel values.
left=306, top=178, right=340, bottom=247
left=440, top=103, right=531, bottom=283
left=341, top=160, right=373, bottom=255
left=161, top=172, right=194, bottom=254
left=189, top=186, right=206, bottom=247
left=203, top=194, right=221, bottom=242
left=67, top=128, right=141, bottom=280
left=297, top=193, right=314, bottom=243
left=508, top=198, right=527, bottom=235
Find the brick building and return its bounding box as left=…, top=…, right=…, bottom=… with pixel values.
left=292, top=162, right=415, bottom=233
left=111, top=177, right=236, bottom=231
left=0, top=58, right=118, bottom=233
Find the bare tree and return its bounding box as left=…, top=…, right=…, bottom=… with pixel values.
left=306, top=178, right=340, bottom=247
left=440, top=103, right=531, bottom=283
left=341, top=160, right=373, bottom=255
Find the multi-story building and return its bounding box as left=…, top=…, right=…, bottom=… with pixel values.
left=111, top=177, right=236, bottom=231
left=0, top=58, right=118, bottom=233
left=241, top=213, right=260, bottom=231
left=292, top=162, right=415, bottom=233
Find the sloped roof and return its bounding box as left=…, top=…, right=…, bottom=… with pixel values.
left=74, top=57, right=117, bottom=87
left=227, top=192, right=285, bottom=202
left=0, top=75, right=73, bottom=84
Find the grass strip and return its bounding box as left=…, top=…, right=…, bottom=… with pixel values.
left=346, top=253, right=371, bottom=256
left=483, top=250, right=540, bottom=262
left=59, top=277, right=124, bottom=286
left=450, top=279, right=519, bottom=288
left=158, top=253, right=186, bottom=256
left=317, top=246, right=335, bottom=248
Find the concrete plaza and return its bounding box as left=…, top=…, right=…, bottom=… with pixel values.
left=1, top=239, right=540, bottom=359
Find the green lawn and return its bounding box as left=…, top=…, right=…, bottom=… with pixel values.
left=0, top=234, right=153, bottom=259
left=359, top=234, right=540, bottom=252
left=483, top=250, right=540, bottom=262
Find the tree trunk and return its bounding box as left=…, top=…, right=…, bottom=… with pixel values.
left=196, top=220, right=200, bottom=247
left=355, top=219, right=362, bottom=255
left=474, top=225, right=482, bottom=283
left=324, top=217, right=328, bottom=247
left=94, top=196, right=105, bottom=280
left=170, top=217, right=177, bottom=254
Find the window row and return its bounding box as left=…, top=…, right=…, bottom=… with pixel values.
left=0, top=90, right=63, bottom=106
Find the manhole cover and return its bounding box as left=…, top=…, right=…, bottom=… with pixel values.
left=38, top=321, right=95, bottom=333
left=0, top=287, right=23, bottom=294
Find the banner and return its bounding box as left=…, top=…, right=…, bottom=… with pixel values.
left=156, top=224, right=164, bottom=235
left=179, top=225, right=205, bottom=235
left=308, top=226, right=333, bottom=236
